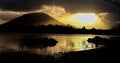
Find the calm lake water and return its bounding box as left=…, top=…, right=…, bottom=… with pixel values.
left=0, top=34, right=115, bottom=55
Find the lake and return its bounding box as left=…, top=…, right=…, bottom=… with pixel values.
left=0, top=34, right=117, bottom=55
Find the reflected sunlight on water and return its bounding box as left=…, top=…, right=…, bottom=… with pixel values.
left=0, top=34, right=109, bottom=55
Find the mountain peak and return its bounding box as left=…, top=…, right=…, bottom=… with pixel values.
left=1, top=12, right=62, bottom=27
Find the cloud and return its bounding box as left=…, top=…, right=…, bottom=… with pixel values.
left=0, top=0, right=52, bottom=11
left=0, top=10, right=24, bottom=24
left=36, top=5, right=70, bottom=19
left=104, top=13, right=120, bottom=28
left=0, top=18, right=6, bottom=24
left=0, top=0, right=120, bottom=28
left=54, top=0, right=120, bottom=13
left=0, top=0, right=120, bottom=13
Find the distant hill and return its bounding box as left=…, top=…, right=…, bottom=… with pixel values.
left=0, top=12, right=63, bottom=27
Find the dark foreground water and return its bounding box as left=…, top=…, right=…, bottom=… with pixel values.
left=0, top=34, right=118, bottom=55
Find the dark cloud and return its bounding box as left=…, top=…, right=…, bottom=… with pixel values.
left=105, top=13, right=120, bottom=21
left=52, top=0, right=120, bottom=13
left=0, top=0, right=53, bottom=11
left=0, top=0, right=120, bottom=13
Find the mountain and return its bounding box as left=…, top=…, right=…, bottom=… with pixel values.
left=1, top=12, right=63, bottom=27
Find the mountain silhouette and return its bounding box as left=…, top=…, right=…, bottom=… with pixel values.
left=1, top=12, right=62, bottom=27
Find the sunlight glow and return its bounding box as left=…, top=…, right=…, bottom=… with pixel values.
left=59, top=13, right=110, bottom=30
left=37, top=5, right=111, bottom=29
left=67, top=13, right=98, bottom=25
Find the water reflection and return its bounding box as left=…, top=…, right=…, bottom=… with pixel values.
left=0, top=34, right=108, bottom=55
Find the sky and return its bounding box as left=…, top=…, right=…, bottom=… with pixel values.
left=0, top=0, right=120, bottom=29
